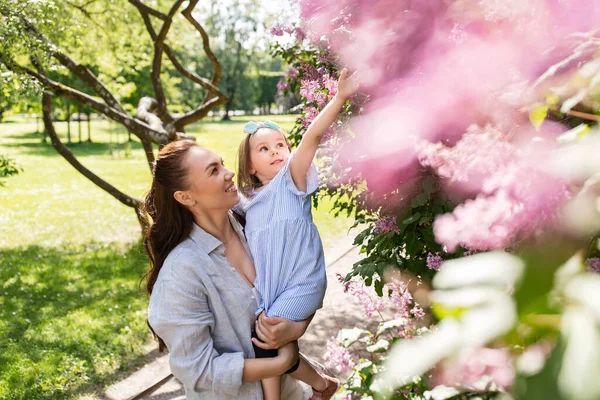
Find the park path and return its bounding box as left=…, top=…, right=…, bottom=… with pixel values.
left=101, top=233, right=367, bottom=400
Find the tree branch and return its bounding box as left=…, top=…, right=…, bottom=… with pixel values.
left=2, top=55, right=175, bottom=145
left=128, top=0, right=168, bottom=20
left=135, top=3, right=227, bottom=101
left=42, top=93, right=140, bottom=209
left=15, top=14, right=126, bottom=113
left=148, top=0, right=186, bottom=129
left=182, top=0, right=222, bottom=86
left=171, top=95, right=226, bottom=129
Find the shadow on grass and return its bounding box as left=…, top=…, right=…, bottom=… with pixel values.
left=2, top=131, right=147, bottom=158
left=0, top=242, right=159, bottom=400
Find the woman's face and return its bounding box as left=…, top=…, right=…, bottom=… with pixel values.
left=182, top=146, right=239, bottom=212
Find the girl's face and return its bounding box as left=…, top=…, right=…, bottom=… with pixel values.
left=182, top=146, right=239, bottom=212
left=249, top=128, right=291, bottom=184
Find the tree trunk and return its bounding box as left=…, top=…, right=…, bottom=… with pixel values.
left=78, top=105, right=82, bottom=143
left=87, top=112, right=91, bottom=142
left=42, top=93, right=143, bottom=228
left=222, top=103, right=231, bottom=121
left=66, top=101, right=72, bottom=144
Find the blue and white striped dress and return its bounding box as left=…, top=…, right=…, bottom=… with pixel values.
left=240, top=153, right=326, bottom=321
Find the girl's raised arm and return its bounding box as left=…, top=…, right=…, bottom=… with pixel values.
left=289, top=68, right=359, bottom=192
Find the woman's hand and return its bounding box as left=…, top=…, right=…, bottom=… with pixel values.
left=335, top=67, right=360, bottom=101
left=252, top=311, right=313, bottom=350
left=276, top=340, right=299, bottom=371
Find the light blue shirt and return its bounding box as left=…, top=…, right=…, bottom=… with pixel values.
left=147, top=214, right=311, bottom=399
left=241, top=153, right=327, bottom=321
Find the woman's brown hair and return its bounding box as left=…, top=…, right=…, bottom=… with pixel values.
left=139, top=139, right=197, bottom=351
left=237, top=128, right=292, bottom=196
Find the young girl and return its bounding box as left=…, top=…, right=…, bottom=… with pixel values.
left=236, top=68, right=359, bottom=400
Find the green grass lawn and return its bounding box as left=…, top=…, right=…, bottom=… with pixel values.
left=0, top=114, right=353, bottom=399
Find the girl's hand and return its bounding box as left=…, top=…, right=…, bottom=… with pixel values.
left=336, top=67, right=360, bottom=101
left=252, top=311, right=311, bottom=350
left=276, top=340, right=299, bottom=371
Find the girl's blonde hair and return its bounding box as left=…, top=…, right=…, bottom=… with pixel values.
left=237, top=127, right=292, bottom=196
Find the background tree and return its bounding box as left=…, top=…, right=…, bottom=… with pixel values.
left=0, top=0, right=228, bottom=223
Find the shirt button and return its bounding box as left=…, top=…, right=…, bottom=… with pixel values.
left=250, top=295, right=255, bottom=299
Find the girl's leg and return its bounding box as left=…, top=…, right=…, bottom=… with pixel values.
left=289, top=350, right=327, bottom=390
left=261, top=376, right=281, bottom=400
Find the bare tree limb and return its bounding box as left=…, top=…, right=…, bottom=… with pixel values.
left=2, top=55, right=180, bottom=145
left=135, top=4, right=225, bottom=99
left=128, top=0, right=168, bottom=20
left=171, top=95, right=225, bottom=129
left=164, top=45, right=225, bottom=98
left=148, top=0, right=186, bottom=129
left=182, top=0, right=222, bottom=86
left=131, top=0, right=228, bottom=130
left=140, top=138, right=156, bottom=172
left=42, top=93, right=140, bottom=209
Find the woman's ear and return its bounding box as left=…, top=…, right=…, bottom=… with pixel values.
left=173, top=190, right=192, bottom=207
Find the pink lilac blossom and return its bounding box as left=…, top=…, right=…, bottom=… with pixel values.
left=341, top=276, right=386, bottom=318
left=300, top=106, right=319, bottom=128
left=434, top=166, right=569, bottom=252
left=374, top=215, right=400, bottom=234
left=323, top=338, right=356, bottom=373
left=270, top=23, right=284, bottom=36
left=417, top=125, right=516, bottom=193
left=385, top=279, right=424, bottom=338
left=421, top=125, right=570, bottom=252
left=426, top=252, right=443, bottom=271
left=276, top=78, right=288, bottom=95
left=433, top=347, right=515, bottom=391
left=292, top=0, right=600, bottom=249
left=587, top=257, right=600, bottom=273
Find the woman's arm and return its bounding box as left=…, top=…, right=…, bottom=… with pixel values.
left=289, top=68, right=360, bottom=192
left=252, top=312, right=315, bottom=350
left=149, top=272, right=294, bottom=396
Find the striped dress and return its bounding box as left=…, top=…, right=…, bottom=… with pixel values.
left=240, top=153, right=326, bottom=321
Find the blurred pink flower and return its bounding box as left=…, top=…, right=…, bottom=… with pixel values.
left=422, top=125, right=569, bottom=252
left=587, top=257, right=600, bottom=273
left=434, top=347, right=515, bottom=391
left=323, top=338, right=356, bottom=373
left=270, top=23, right=284, bottom=36
left=276, top=79, right=288, bottom=95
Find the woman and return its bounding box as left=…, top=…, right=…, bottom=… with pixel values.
left=140, top=140, right=319, bottom=399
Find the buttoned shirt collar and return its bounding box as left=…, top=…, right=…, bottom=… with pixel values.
left=189, top=212, right=244, bottom=254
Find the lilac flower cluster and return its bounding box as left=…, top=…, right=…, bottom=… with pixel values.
left=587, top=257, right=600, bottom=273
left=420, top=125, right=569, bottom=252
left=323, top=338, right=356, bottom=373
left=373, top=215, right=399, bottom=234
left=426, top=252, right=443, bottom=271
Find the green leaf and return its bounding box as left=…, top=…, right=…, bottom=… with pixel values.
left=514, top=337, right=565, bottom=400
left=402, top=213, right=421, bottom=226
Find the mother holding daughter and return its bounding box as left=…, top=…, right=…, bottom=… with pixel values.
left=141, top=68, right=358, bottom=399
